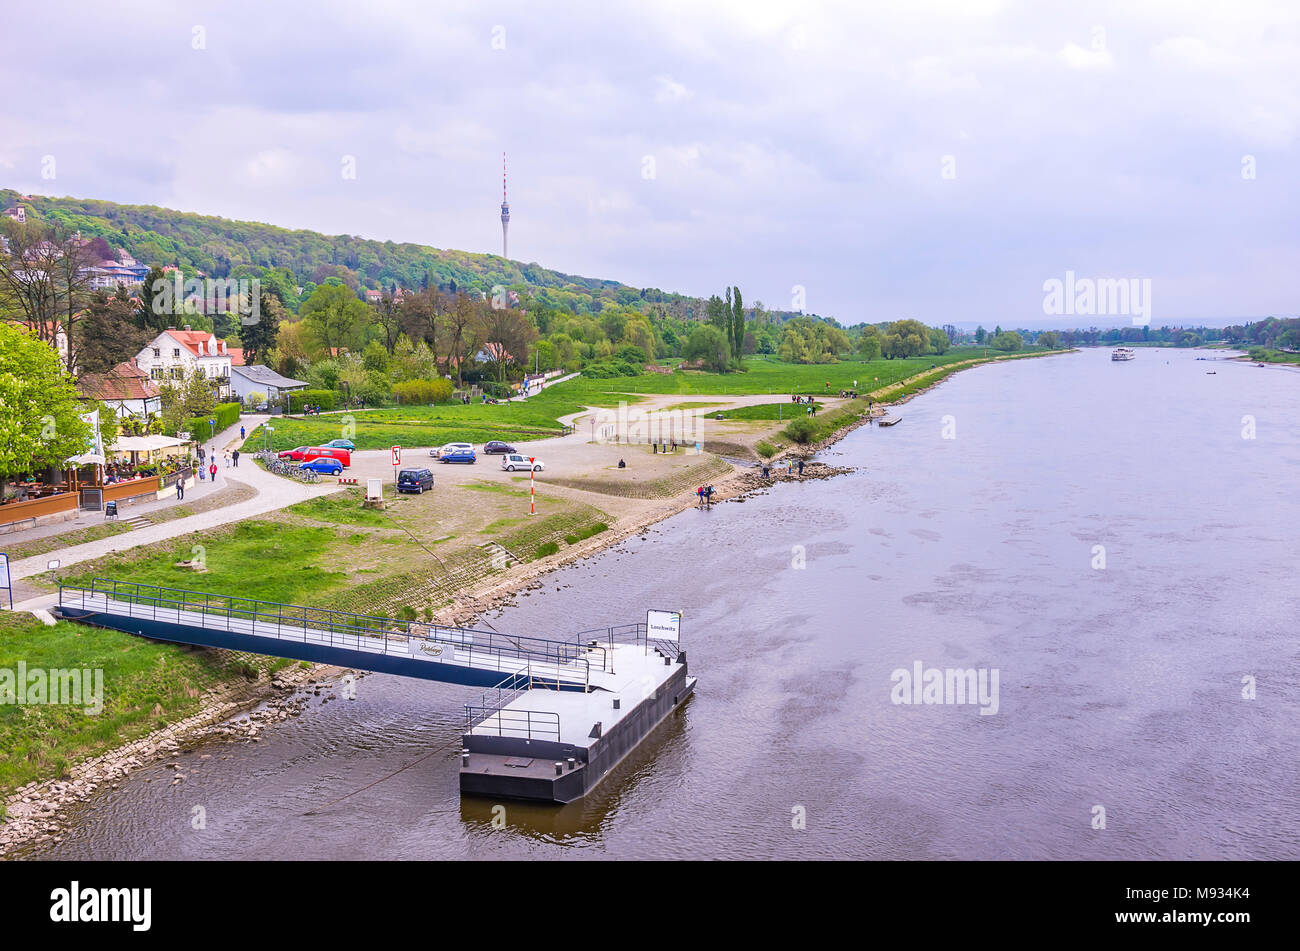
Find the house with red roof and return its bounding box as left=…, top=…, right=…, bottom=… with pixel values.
left=134, top=328, right=234, bottom=398
left=78, top=358, right=163, bottom=418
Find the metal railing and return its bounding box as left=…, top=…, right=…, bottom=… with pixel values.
left=464, top=698, right=561, bottom=742
left=577, top=620, right=682, bottom=660
left=61, top=579, right=593, bottom=689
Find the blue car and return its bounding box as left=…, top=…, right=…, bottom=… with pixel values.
left=439, top=449, right=476, bottom=464
left=299, top=457, right=344, bottom=475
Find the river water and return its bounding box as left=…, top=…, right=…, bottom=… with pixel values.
left=35, top=348, right=1300, bottom=860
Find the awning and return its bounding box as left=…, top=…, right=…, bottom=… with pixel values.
left=66, top=453, right=107, bottom=466
left=112, top=435, right=191, bottom=452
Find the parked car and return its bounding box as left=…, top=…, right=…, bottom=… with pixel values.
left=396, top=468, right=435, bottom=493
left=298, top=457, right=344, bottom=476
left=501, top=453, right=544, bottom=472
left=440, top=449, right=477, bottom=464
left=482, top=440, right=517, bottom=455
left=431, top=441, right=474, bottom=458
left=280, top=446, right=351, bottom=466
left=324, top=438, right=355, bottom=451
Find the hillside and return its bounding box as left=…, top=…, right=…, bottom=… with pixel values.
left=0, top=188, right=695, bottom=317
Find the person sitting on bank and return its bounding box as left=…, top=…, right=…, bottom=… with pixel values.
left=618, top=458, right=626, bottom=468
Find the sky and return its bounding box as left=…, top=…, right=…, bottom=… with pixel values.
left=1, top=0, right=1297, bottom=327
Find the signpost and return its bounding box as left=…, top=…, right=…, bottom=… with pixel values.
left=391, top=445, right=401, bottom=488
left=646, top=609, right=681, bottom=645
left=0, top=554, right=12, bottom=610
left=529, top=457, right=536, bottom=515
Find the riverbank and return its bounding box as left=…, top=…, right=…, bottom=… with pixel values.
left=0, top=347, right=1068, bottom=855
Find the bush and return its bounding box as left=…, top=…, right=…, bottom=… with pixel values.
left=580, top=360, right=640, bottom=379
left=288, top=389, right=338, bottom=412
left=755, top=439, right=778, bottom=458
left=536, top=541, right=560, bottom=558
left=392, top=378, right=454, bottom=404
left=183, top=401, right=241, bottom=440
left=783, top=418, right=818, bottom=444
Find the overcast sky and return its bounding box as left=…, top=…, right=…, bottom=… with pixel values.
left=2, top=0, right=1296, bottom=326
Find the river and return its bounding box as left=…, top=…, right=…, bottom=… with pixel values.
left=34, top=348, right=1300, bottom=859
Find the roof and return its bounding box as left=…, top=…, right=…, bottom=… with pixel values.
left=79, top=358, right=162, bottom=402
left=113, top=435, right=190, bottom=452
left=231, top=364, right=308, bottom=389
left=228, top=347, right=245, bottom=366
left=153, top=329, right=229, bottom=358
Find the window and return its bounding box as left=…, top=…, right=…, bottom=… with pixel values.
left=173, top=349, right=181, bottom=358
left=152, top=348, right=160, bottom=358
left=150, top=368, right=163, bottom=380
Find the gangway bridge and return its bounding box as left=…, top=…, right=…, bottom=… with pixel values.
left=54, top=580, right=694, bottom=803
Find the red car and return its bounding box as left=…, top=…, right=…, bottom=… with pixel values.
left=279, top=446, right=351, bottom=467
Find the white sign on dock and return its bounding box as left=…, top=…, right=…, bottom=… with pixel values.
left=646, top=609, right=681, bottom=642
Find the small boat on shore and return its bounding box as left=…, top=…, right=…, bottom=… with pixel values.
left=1111, top=347, right=1136, bottom=361
left=877, top=416, right=902, bottom=427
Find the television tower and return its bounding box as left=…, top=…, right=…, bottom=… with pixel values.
left=500, top=151, right=510, bottom=259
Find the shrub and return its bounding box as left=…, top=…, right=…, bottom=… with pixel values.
left=289, top=389, right=338, bottom=412
left=393, top=378, right=455, bottom=404
left=755, top=439, right=778, bottom=458
left=183, top=401, right=241, bottom=440
left=783, top=418, right=818, bottom=444
left=536, top=541, right=560, bottom=558
left=564, top=522, right=609, bottom=545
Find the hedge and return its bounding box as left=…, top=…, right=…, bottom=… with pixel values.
left=392, top=378, right=454, bottom=405
left=183, top=402, right=241, bottom=440
left=288, top=389, right=339, bottom=412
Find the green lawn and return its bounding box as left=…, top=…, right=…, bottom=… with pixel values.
left=713, top=401, right=825, bottom=420
left=0, top=611, right=289, bottom=794
left=245, top=392, right=584, bottom=451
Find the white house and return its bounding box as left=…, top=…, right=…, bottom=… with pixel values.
left=230, top=364, right=308, bottom=405
left=135, top=329, right=233, bottom=398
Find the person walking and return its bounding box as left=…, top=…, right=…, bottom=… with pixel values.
left=240, top=425, right=246, bottom=440
left=696, top=485, right=704, bottom=509
left=176, top=475, right=185, bottom=501
left=797, top=458, right=805, bottom=476
left=209, top=460, right=218, bottom=484
left=224, top=451, right=231, bottom=468
left=232, top=449, right=240, bottom=468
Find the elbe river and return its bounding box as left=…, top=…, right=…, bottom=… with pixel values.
left=37, top=348, right=1300, bottom=859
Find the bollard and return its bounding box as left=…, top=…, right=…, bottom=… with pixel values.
left=555, top=762, right=563, bottom=776
left=461, top=749, right=469, bottom=766
left=567, top=758, right=576, bottom=771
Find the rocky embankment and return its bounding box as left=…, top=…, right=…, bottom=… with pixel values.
left=1, top=661, right=347, bottom=856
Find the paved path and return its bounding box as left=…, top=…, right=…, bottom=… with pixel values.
left=7, top=416, right=342, bottom=585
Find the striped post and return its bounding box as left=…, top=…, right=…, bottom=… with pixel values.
left=529, top=458, right=535, bottom=515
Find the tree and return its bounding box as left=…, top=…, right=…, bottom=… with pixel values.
left=975, top=325, right=987, bottom=344
left=1036, top=330, right=1061, bottom=349
left=882, top=319, right=931, bottom=359
left=0, top=323, right=91, bottom=492
left=240, top=290, right=283, bottom=366
left=683, top=324, right=730, bottom=372
left=706, top=294, right=729, bottom=335
left=158, top=370, right=216, bottom=435
left=859, top=326, right=882, bottom=361
left=929, top=327, right=950, bottom=355
left=76, top=287, right=151, bottom=375
left=0, top=220, right=94, bottom=369
left=477, top=306, right=539, bottom=384
left=445, top=293, right=481, bottom=386
left=991, top=330, right=1023, bottom=351
left=731, top=286, right=745, bottom=361
left=300, top=283, right=366, bottom=357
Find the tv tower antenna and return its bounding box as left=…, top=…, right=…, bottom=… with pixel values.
left=500, top=152, right=510, bottom=259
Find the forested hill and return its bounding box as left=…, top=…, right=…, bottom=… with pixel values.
left=0, top=189, right=696, bottom=317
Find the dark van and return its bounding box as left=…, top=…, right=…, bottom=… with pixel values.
left=397, top=468, right=435, bottom=494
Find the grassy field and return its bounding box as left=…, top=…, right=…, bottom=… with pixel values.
left=1245, top=348, right=1300, bottom=364
left=713, top=401, right=825, bottom=420
left=245, top=392, right=585, bottom=452
left=0, top=611, right=291, bottom=794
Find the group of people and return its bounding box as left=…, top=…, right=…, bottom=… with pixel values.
left=760, top=458, right=806, bottom=479
left=791, top=394, right=815, bottom=404
left=301, top=404, right=325, bottom=416
left=837, top=389, right=859, bottom=398
left=695, top=484, right=716, bottom=508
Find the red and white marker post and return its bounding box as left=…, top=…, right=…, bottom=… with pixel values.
left=391, top=445, right=401, bottom=491
left=529, top=457, right=536, bottom=515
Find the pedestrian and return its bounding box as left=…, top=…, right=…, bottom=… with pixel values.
left=761, top=463, right=770, bottom=479
left=232, top=449, right=240, bottom=468
left=197, top=445, right=205, bottom=463
left=176, top=475, right=185, bottom=501
left=797, top=458, right=805, bottom=476
left=240, top=425, right=246, bottom=440
left=209, top=461, right=218, bottom=483
left=696, top=485, right=704, bottom=508
left=224, top=451, right=231, bottom=468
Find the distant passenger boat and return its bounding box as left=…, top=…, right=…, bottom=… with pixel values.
left=1111, top=347, right=1136, bottom=361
